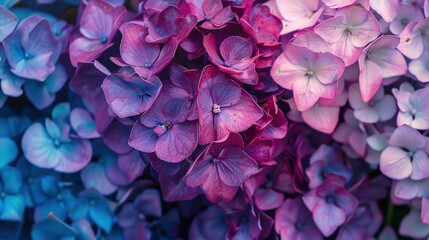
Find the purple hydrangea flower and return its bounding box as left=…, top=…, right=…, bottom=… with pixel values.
left=197, top=65, right=263, bottom=144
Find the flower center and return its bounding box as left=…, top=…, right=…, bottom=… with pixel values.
left=101, top=36, right=108, bottom=44
left=144, top=61, right=152, bottom=68
left=154, top=122, right=172, bottom=136
left=401, top=19, right=409, bottom=26
left=53, top=139, right=61, bottom=148
left=296, top=222, right=304, bottom=230
left=305, top=70, right=315, bottom=79
left=138, top=213, right=146, bottom=220
left=213, top=104, right=221, bottom=114
left=224, top=61, right=232, bottom=67
left=326, top=196, right=335, bottom=203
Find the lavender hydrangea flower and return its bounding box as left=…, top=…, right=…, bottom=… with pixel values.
left=22, top=118, right=92, bottom=173
left=380, top=125, right=429, bottom=180
left=3, top=15, right=61, bottom=81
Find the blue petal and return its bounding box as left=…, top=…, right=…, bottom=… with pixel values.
left=0, top=166, right=22, bottom=193
left=0, top=6, right=17, bottom=42
left=0, top=194, right=24, bottom=221
left=81, top=163, right=117, bottom=195
left=40, top=175, right=59, bottom=196
left=31, top=214, right=77, bottom=240
left=89, top=203, right=113, bottom=233
left=0, top=137, right=18, bottom=168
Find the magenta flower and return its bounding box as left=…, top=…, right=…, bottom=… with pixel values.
left=275, top=197, right=323, bottom=240
left=239, top=4, right=282, bottom=46
left=145, top=6, right=197, bottom=44
left=203, top=34, right=258, bottom=85
left=69, top=0, right=126, bottom=66
left=167, top=64, right=200, bottom=121
left=101, top=69, right=162, bottom=118
left=184, top=133, right=258, bottom=202
left=380, top=125, right=429, bottom=180
left=188, top=0, right=234, bottom=29
left=118, top=21, right=177, bottom=79
left=303, top=181, right=359, bottom=237
left=271, top=44, right=345, bottom=111
left=314, top=4, right=381, bottom=66
left=197, top=65, right=263, bottom=145
left=129, top=93, right=198, bottom=163
left=358, top=36, right=407, bottom=102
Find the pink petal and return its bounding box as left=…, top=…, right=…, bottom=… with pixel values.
left=397, top=21, right=424, bottom=59
left=219, top=36, right=252, bottom=66
left=216, top=146, right=258, bottom=186
left=202, top=168, right=238, bottom=202
left=302, top=104, right=339, bottom=134
left=358, top=59, right=382, bottom=102
left=293, top=77, right=323, bottom=111
left=370, top=0, right=399, bottom=22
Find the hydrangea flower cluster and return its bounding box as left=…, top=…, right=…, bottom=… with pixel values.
left=2, top=0, right=429, bottom=239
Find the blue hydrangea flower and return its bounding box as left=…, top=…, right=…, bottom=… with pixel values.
left=22, top=117, right=92, bottom=173
left=23, top=63, right=67, bottom=110
left=0, top=166, right=25, bottom=221
left=68, top=189, right=115, bottom=233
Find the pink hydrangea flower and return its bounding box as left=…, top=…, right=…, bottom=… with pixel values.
left=358, top=35, right=407, bottom=102
left=393, top=86, right=429, bottom=129
left=314, top=4, right=381, bottom=66
left=271, top=44, right=345, bottom=111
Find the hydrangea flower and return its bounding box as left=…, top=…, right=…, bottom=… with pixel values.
left=197, top=65, right=263, bottom=144
left=0, top=6, right=17, bottom=42
left=145, top=5, right=197, bottom=43
left=184, top=133, right=258, bottom=202
left=69, top=0, right=126, bottom=66
left=269, top=0, right=323, bottom=35
left=271, top=44, right=345, bottom=111
left=380, top=125, right=429, bottom=180
left=22, top=118, right=92, bottom=173
left=397, top=18, right=429, bottom=59
left=129, top=92, right=198, bottom=163
left=0, top=166, right=25, bottom=221
left=348, top=83, right=397, bottom=124
left=117, top=21, right=177, bottom=79
left=117, top=189, right=162, bottom=240
left=393, top=85, right=429, bottom=129
left=314, top=4, right=380, bottom=66
left=303, top=181, right=359, bottom=237
left=2, top=15, right=61, bottom=80
left=68, top=189, right=114, bottom=233
left=101, top=68, right=162, bottom=118
left=358, top=35, right=407, bottom=101
left=203, top=34, right=258, bottom=85
left=188, top=0, right=234, bottom=29
left=275, top=197, right=323, bottom=240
